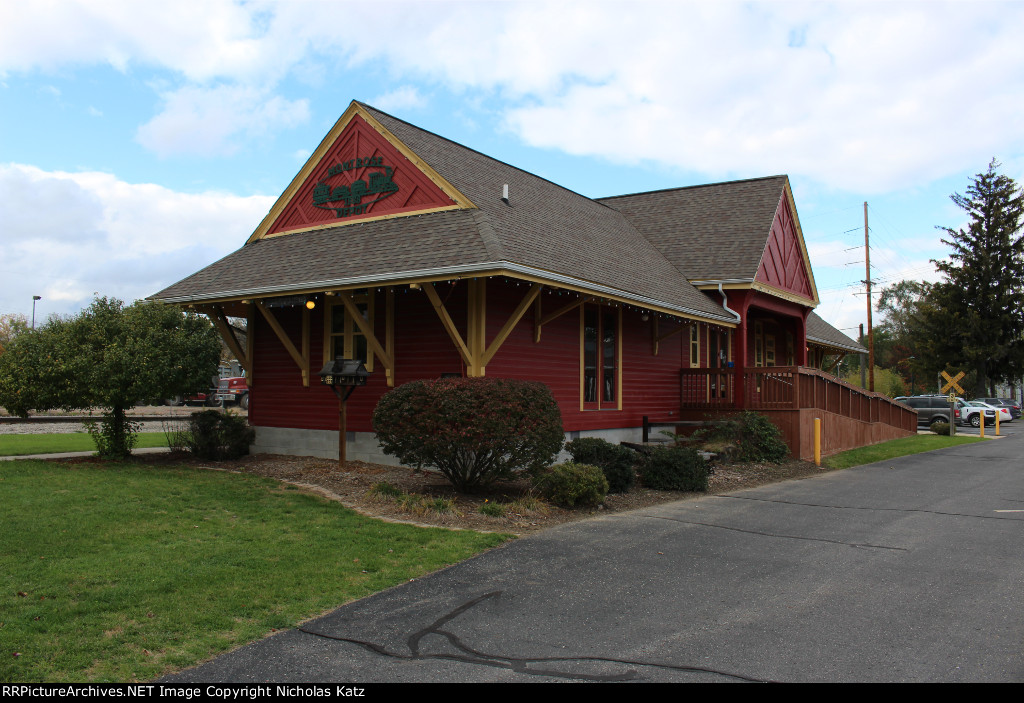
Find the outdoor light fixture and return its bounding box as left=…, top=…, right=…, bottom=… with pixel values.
left=305, top=297, right=316, bottom=310
left=318, top=357, right=369, bottom=466
left=31, top=295, right=41, bottom=330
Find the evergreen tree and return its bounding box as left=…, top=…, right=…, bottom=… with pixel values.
left=926, top=159, right=1024, bottom=396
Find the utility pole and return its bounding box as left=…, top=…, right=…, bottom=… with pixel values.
left=864, top=202, right=875, bottom=392
left=860, top=323, right=866, bottom=389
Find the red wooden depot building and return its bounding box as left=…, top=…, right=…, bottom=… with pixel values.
left=152, top=101, right=914, bottom=462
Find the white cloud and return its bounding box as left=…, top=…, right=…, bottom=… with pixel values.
left=372, top=86, right=427, bottom=114
left=4, top=2, right=1024, bottom=189
left=0, top=164, right=274, bottom=316
left=136, top=84, right=309, bottom=157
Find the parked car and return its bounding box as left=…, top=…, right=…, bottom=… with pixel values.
left=214, top=376, right=249, bottom=410
left=980, top=397, right=1021, bottom=419
left=960, top=401, right=1010, bottom=427
left=894, top=395, right=963, bottom=428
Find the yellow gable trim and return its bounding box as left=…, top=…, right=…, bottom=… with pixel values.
left=247, top=101, right=476, bottom=243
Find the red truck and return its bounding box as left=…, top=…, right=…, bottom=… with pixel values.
left=214, top=376, right=249, bottom=410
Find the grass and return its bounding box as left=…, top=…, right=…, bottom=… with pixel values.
left=822, top=433, right=986, bottom=470
left=0, top=459, right=512, bottom=682
left=0, top=432, right=169, bottom=457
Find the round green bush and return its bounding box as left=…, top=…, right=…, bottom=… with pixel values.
left=532, top=462, right=609, bottom=508
left=640, top=445, right=709, bottom=492
left=372, top=377, right=565, bottom=492
left=694, top=411, right=789, bottom=463
left=564, top=437, right=638, bottom=493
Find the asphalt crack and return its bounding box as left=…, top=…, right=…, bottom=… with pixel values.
left=717, top=495, right=1024, bottom=522
left=635, top=514, right=907, bottom=551
left=299, top=591, right=774, bottom=683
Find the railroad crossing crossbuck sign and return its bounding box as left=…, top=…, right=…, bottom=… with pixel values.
left=941, top=370, right=965, bottom=395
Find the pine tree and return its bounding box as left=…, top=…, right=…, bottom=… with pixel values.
left=927, top=159, right=1024, bottom=396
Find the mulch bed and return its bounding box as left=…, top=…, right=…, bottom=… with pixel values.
left=56, top=451, right=830, bottom=536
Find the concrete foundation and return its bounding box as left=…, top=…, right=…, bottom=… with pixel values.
left=251, top=425, right=646, bottom=465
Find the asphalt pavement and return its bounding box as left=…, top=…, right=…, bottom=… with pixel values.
left=162, top=432, right=1024, bottom=683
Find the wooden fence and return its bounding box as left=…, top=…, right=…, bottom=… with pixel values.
left=679, top=366, right=917, bottom=459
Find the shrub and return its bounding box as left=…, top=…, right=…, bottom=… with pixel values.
left=185, top=409, right=254, bottom=460
left=693, top=411, right=789, bottom=463
left=639, top=446, right=710, bottom=492
left=532, top=462, right=609, bottom=508
left=83, top=413, right=142, bottom=459
left=931, top=421, right=951, bottom=436
left=564, top=437, right=638, bottom=493
left=373, top=377, right=564, bottom=492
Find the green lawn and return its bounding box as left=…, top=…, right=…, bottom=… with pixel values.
left=823, top=433, right=986, bottom=470
left=0, top=432, right=169, bottom=457
left=0, top=460, right=511, bottom=682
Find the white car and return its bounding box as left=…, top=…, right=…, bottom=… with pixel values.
left=961, top=400, right=1012, bottom=427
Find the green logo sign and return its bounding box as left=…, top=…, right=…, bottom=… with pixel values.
left=312, top=156, right=399, bottom=218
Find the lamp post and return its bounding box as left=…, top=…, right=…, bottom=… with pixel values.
left=318, top=357, right=369, bottom=467
left=31, top=295, right=41, bottom=330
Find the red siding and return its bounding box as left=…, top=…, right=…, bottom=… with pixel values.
left=249, top=279, right=718, bottom=433
left=267, top=114, right=457, bottom=235
left=755, top=191, right=814, bottom=301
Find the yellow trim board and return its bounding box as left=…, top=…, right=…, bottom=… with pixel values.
left=247, top=101, right=476, bottom=244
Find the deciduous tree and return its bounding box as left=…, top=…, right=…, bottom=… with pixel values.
left=0, top=297, right=220, bottom=457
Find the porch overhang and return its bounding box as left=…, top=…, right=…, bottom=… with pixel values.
left=154, top=261, right=738, bottom=327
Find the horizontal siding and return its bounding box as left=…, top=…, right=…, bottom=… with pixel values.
left=250, top=279, right=730, bottom=435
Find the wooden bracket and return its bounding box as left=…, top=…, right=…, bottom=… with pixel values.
left=255, top=301, right=307, bottom=385
left=337, top=291, right=395, bottom=384
left=535, top=295, right=592, bottom=343
left=209, top=305, right=250, bottom=376
left=482, top=283, right=542, bottom=366
left=423, top=282, right=473, bottom=368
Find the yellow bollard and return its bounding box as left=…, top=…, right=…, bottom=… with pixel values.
left=980, top=413, right=985, bottom=439
left=814, top=417, right=821, bottom=467
left=996, top=411, right=1000, bottom=436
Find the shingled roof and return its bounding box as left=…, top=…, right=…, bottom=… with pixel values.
left=806, top=311, right=866, bottom=354
left=597, top=176, right=790, bottom=282
left=153, top=101, right=733, bottom=322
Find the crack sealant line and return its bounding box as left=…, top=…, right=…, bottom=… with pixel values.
left=297, top=590, right=776, bottom=683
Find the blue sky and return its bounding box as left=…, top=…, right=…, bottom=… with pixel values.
left=2, top=0, right=1023, bottom=336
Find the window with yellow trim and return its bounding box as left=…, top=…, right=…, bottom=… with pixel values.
left=325, top=290, right=374, bottom=371
left=689, top=324, right=700, bottom=368
left=583, top=303, right=619, bottom=409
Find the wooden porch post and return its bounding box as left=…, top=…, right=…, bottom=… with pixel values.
left=732, top=292, right=751, bottom=409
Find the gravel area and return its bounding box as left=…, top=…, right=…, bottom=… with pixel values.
left=0, top=405, right=243, bottom=434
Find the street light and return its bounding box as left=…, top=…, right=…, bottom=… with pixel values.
left=31, top=295, right=41, bottom=330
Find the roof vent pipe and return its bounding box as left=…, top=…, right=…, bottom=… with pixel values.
left=502, top=184, right=509, bottom=204
left=718, top=283, right=742, bottom=324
